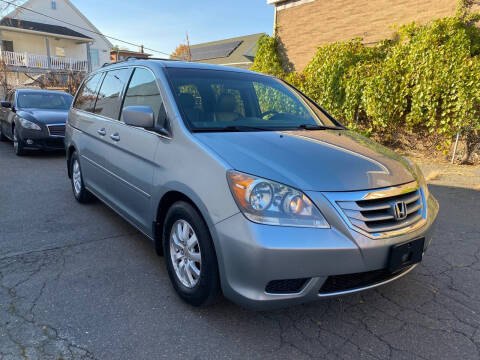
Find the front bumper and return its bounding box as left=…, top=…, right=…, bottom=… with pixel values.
left=17, top=126, right=65, bottom=150
left=214, top=191, right=439, bottom=310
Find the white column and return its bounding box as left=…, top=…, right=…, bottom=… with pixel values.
left=86, top=43, right=92, bottom=72
left=45, top=37, right=52, bottom=69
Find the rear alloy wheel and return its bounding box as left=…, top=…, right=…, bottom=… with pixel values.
left=70, top=152, right=94, bottom=203
left=13, top=127, right=25, bottom=156
left=164, top=201, right=220, bottom=306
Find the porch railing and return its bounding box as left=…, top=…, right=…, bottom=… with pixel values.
left=0, top=51, right=88, bottom=72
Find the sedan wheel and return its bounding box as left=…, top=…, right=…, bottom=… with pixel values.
left=13, top=127, right=25, bottom=156
left=0, top=126, right=7, bottom=141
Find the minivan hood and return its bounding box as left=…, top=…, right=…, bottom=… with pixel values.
left=194, top=130, right=416, bottom=192
left=17, top=109, right=68, bottom=125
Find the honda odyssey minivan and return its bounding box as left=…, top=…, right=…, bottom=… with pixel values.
left=65, top=59, right=438, bottom=309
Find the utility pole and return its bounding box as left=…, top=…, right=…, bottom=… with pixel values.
left=185, top=32, right=192, bottom=62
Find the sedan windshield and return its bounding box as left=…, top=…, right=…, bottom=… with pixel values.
left=165, top=68, right=342, bottom=132
left=17, top=92, right=73, bottom=110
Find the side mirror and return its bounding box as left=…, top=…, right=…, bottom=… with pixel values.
left=122, top=106, right=154, bottom=129
left=1, top=101, right=11, bottom=108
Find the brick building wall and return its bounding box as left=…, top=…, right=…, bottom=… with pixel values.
left=273, top=0, right=460, bottom=71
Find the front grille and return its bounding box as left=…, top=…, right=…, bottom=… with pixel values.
left=319, top=266, right=412, bottom=294
left=336, top=188, right=423, bottom=236
left=47, top=124, right=65, bottom=137
left=265, top=278, right=309, bottom=294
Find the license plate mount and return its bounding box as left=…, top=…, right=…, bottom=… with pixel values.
left=388, top=237, right=425, bottom=273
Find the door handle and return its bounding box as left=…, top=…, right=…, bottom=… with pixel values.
left=110, top=133, right=120, bottom=142
left=97, top=128, right=106, bottom=136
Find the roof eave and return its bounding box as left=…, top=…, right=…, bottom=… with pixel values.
left=0, top=26, right=93, bottom=43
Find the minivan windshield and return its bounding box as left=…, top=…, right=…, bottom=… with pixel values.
left=17, top=92, right=73, bottom=110
left=165, top=68, right=342, bottom=132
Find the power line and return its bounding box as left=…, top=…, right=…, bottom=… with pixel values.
left=0, top=0, right=178, bottom=58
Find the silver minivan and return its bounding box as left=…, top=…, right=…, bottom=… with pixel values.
left=65, top=59, right=438, bottom=309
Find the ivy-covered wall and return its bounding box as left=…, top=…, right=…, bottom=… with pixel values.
left=251, top=3, right=480, bottom=162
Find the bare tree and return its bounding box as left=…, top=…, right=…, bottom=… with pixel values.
left=0, top=58, right=12, bottom=98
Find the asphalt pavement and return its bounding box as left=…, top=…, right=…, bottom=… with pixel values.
left=0, top=141, right=479, bottom=360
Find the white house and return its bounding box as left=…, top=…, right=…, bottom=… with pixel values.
left=0, top=0, right=112, bottom=74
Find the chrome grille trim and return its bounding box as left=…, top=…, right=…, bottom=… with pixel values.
left=323, top=182, right=427, bottom=239
left=47, top=123, right=66, bottom=137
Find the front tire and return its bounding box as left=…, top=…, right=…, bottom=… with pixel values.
left=13, top=126, right=25, bottom=156
left=70, top=152, right=94, bottom=203
left=163, top=201, right=220, bottom=306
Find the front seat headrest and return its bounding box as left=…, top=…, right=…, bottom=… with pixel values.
left=216, top=94, right=237, bottom=113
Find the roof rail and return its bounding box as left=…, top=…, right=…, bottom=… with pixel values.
left=101, top=57, right=180, bottom=68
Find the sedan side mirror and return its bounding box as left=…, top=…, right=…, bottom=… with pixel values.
left=122, top=106, right=154, bottom=129
left=1, top=101, right=11, bottom=108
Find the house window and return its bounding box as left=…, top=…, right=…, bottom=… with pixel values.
left=51, top=1, right=56, bottom=9
left=2, top=40, right=13, bottom=52
left=89, top=48, right=100, bottom=68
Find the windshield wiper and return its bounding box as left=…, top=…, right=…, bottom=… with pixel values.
left=296, top=124, right=344, bottom=131
left=192, top=125, right=274, bottom=133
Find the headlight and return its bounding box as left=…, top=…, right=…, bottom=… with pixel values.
left=227, top=170, right=329, bottom=228
left=19, top=118, right=41, bottom=131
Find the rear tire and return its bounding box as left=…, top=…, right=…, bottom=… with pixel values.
left=70, top=151, right=94, bottom=203
left=163, top=201, right=220, bottom=307
left=13, top=126, right=25, bottom=156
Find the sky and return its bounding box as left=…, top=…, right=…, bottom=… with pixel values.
left=71, top=0, right=274, bottom=56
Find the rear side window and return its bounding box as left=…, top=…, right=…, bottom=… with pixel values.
left=94, top=68, right=131, bottom=119
left=121, top=68, right=164, bottom=126
left=74, top=73, right=103, bottom=112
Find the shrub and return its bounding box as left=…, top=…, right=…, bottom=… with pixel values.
left=250, top=15, right=480, bottom=161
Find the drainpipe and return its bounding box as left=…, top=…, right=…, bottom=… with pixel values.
left=273, top=6, right=277, bottom=36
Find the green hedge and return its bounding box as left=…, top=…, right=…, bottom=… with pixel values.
left=251, top=15, right=480, bottom=158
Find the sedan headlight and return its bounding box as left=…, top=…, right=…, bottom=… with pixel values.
left=227, top=170, right=329, bottom=228
left=19, top=118, right=41, bottom=131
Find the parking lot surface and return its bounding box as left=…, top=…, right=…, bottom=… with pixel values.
left=0, top=141, right=479, bottom=360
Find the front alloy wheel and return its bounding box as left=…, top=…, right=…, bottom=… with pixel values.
left=170, top=219, right=202, bottom=288
left=164, top=201, right=219, bottom=306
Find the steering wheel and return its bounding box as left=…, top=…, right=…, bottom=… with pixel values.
left=261, top=110, right=279, bottom=119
